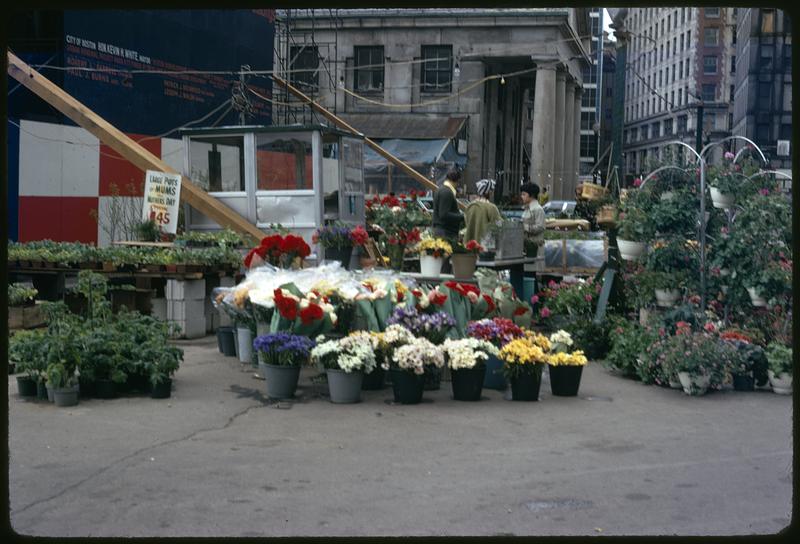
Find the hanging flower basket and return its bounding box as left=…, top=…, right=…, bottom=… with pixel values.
left=581, top=182, right=609, bottom=201
left=616, top=238, right=647, bottom=261
left=654, top=288, right=681, bottom=307
left=709, top=187, right=735, bottom=209
left=677, top=372, right=711, bottom=396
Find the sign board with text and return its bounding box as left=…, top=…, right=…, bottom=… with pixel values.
left=142, top=170, right=182, bottom=234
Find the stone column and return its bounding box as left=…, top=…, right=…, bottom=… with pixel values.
left=531, top=65, right=556, bottom=190
left=572, top=86, right=583, bottom=198
left=554, top=70, right=567, bottom=197
left=562, top=82, right=575, bottom=200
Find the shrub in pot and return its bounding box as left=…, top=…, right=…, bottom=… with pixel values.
left=310, top=331, right=378, bottom=403
left=604, top=317, right=659, bottom=380
left=442, top=338, right=498, bottom=401
left=719, top=331, right=769, bottom=391
left=664, top=324, right=736, bottom=396
left=499, top=334, right=551, bottom=401
left=148, top=347, right=183, bottom=399
left=9, top=329, right=48, bottom=397
left=45, top=361, right=81, bottom=407
left=766, top=343, right=792, bottom=395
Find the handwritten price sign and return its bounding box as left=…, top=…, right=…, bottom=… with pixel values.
left=142, top=170, right=182, bottom=234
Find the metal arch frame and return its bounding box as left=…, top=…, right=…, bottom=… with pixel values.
left=638, top=164, right=693, bottom=190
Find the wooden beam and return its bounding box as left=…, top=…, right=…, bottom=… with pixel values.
left=272, top=75, right=466, bottom=210
left=7, top=51, right=264, bottom=244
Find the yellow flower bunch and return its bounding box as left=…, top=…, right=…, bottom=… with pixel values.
left=523, top=330, right=552, bottom=351
left=232, top=285, right=251, bottom=308
left=547, top=350, right=588, bottom=366
left=499, top=338, right=548, bottom=366
left=417, top=237, right=453, bottom=257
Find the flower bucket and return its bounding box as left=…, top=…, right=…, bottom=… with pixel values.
left=391, top=369, right=425, bottom=404
left=746, top=287, right=767, bottom=307
left=217, top=326, right=237, bottom=357
left=768, top=370, right=792, bottom=395
left=151, top=379, right=172, bottom=399
left=451, top=253, right=477, bottom=279
left=387, top=244, right=405, bottom=271
left=451, top=366, right=485, bottom=401
left=326, top=369, right=363, bottom=404
left=548, top=364, right=584, bottom=396
left=236, top=327, right=253, bottom=364
left=37, top=380, right=48, bottom=401
left=677, top=372, right=710, bottom=396
left=325, top=246, right=353, bottom=270
left=616, top=239, right=646, bottom=261
left=262, top=364, right=301, bottom=399
left=510, top=364, right=543, bottom=401
left=361, top=366, right=386, bottom=390
left=422, top=366, right=441, bottom=390
left=53, top=387, right=79, bottom=407
left=732, top=373, right=755, bottom=392
left=709, top=187, right=734, bottom=209
left=654, top=288, right=681, bottom=307
left=420, top=255, right=444, bottom=277
left=483, top=355, right=507, bottom=390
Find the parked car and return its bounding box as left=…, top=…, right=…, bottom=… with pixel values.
left=543, top=200, right=577, bottom=218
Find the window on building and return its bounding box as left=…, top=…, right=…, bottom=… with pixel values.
left=681, top=8, right=685, bottom=24
left=728, top=113, right=734, bottom=130
left=680, top=34, right=685, bottom=51
left=667, top=15, right=671, bottom=30
left=760, top=45, right=775, bottom=68
left=731, top=55, right=736, bottom=73
left=762, top=9, right=775, bottom=33
left=581, top=111, right=593, bottom=131
left=704, top=56, right=718, bottom=74
left=421, top=45, right=452, bottom=93
left=780, top=123, right=792, bottom=139
left=670, top=90, right=675, bottom=106
left=678, top=88, right=683, bottom=105
left=705, top=8, right=720, bottom=18
left=354, top=46, right=384, bottom=92
left=289, top=45, right=319, bottom=91
left=664, top=118, right=673, bottom=135
left=653, top=121, right=660, bottom=138
left=659, top=70, right=663, bottom=86
left=756, top=123, right=770, bottom=141
left=677, top=115, right=687, bottom=133
left=673, top=37, right=677, bottom=56
left=685, top=61, right=690, bottom=77
left=671, top=64, right=676, bottom=82
left=729, top=85, right=735, bottom=102
left=702, top=84, right=716, bottom=102
left=687, top=30, right=691, bottom=46
left=758, top=82, right=772, bottom=102
left=675, top=10, right=679, bottom=28
left=679, top=60, right=684, bottom=78
left=704, top=28, right=719, bottom=46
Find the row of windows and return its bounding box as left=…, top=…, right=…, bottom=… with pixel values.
left=625, top=83, right=718, bottom=121
left=631, top=29, right=692, bottom=72
left=289, top=44, right=455, bottom=93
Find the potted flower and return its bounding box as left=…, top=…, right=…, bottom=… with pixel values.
left=366, top=192, right=430, bottom=271
left=450, top=240, right=483, bottom=279
left=387, top=307, right=455, bottom=391
left=667, top=330, right=735, bottom=396
left=498, top=335, right=550, bottom=401
left=546, top=330, right=588, bottom=396
left=416, top=237, right=453, bottom=277
left=442, top=338, right=499, bottom=401
left=311, top=331, right=377, bottom=403
left=707, top=153, right=759, bottom=209
left=616, top=206, right=649, bottom=260
left=9, top=329, right=47, bottom=397
left=313, top=223, right=369, bottom=270
left=466, top=317, right=525, bottom=390
left=253, top=333, right=316, bottom=399
left=362, top=331, right=391, bottom=390
left=766, top=342, right=792, bottom=395
left=746, top=262, right=791, bottom=307
left=644, top=238, right=698, bottom=307
left=386, top=337, right=445, bottom=404
left=720, top=333, right=768, bottom=392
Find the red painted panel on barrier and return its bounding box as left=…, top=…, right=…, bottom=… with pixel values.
left=19, top=196, right=99, bottom=244
left=99, top=135, right=161, bottom=197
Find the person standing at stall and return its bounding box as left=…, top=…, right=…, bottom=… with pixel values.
left=464, top=178, right=502, bottom=248
left=520, top=182, right=546, bottom=272
left=432, top=169, right=464, bottom=240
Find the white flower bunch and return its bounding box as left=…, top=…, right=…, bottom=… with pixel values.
left=248, top=287, right=275, bottom=308
left=348, top=330, right=381, bottom=351
left=311, top=336, right=377, bottom=373
left=382, top=324, right=415, bottom=347
left=391, top=338, right=444, bottom=374
left=549, top=330, right=573, bottom=346
left=442, top=338, right=499, bottom=370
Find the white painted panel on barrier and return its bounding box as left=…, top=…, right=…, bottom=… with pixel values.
left=97, top=195, right=143, bottom=247
left=61, top=124, right=100, bottom=197
left=19, top=120, right=64, bottom=196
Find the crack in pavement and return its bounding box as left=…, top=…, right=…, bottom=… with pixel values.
left=12, top=402, right=265, bottom=517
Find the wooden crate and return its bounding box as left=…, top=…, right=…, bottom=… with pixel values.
left=581, top=183, right=609, bottom=201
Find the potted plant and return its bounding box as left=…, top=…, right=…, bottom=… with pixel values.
left=766, top=342, right=792, bottom=395
left=313, top=223, right=369, bottom=270
left=365, top=192, right=429, bottom=271
left=311, top=331, right=377, bottom=403
left=720, top=333, right=768, bottom=392
left=466, top=317, right=525, bottom=390
left=498, top=335, right=550, bottom=401
left=450, top=240, right=483, bottom=279
left=417, top=237, right=453, bottom=277
left=386, top=307, right=455, bottom=390
left=644, top=238, right=698, bottom=307
left=148, top=346, right=183, bottom=399
left=253, top=333, right=315, bottom=399
left=546, top=330, right=588, bottom=396
left=386, top=336, right=444, bottom=404
left=370, top=324, right=415, bottom=391
left=667, top=328, right=735, bottom=396
left=9, top=329, right=47, bottom=397
left=707, top=153, right=760, bottom=209
left=442, top=338, right=499, bottom=401
left=45, top=360, right=81, bottom=407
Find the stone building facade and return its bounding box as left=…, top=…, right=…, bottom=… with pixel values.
left=620, top=7, right=736, bottom=178
left=273, top=8, right=591, bottom=200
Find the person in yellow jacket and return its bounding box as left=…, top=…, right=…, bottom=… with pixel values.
left=464, top=178, right=502, bottom=248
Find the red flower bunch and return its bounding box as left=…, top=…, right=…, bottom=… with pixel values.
left=279, top=234, right=311, bottom=259
left=464, top=240, right=484, bottom=254
left=245, top=234, right=310, bottom=268
left=513, top=306, right=529, bottom=317
left=482, top=294, right=496, bottom=313
left=244, top=245, right=268, bottom=268
left=299, top=303, right=324, bottom=325
left=444, top=281, right=481, bottom=298
left=388, top=228, right=421, bottom=246
left=428, top=290, right=448, bottom=306
left=675, top=321, right=692, bottom=336
left=350, top=225, right=369, bottom=246
left=274, top=289, right=299, bottom=321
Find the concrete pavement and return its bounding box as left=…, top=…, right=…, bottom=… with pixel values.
left=8, top=335, right=793, bottom=537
